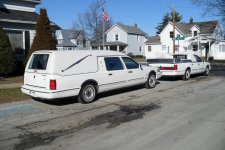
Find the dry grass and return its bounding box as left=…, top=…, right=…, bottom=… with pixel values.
left=0, top=88, right=30, bottom=104
left=0, top=76, right=23, bottom=84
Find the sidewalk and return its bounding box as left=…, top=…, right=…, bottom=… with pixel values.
left=0, top=82, right=23, bottom=89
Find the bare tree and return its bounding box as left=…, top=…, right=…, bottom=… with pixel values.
left=191, top=0, right=225, bottom=30
left=73, top=0, right=113, bottom=42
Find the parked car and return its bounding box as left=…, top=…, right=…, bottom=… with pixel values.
left=147, top=53, right=211, bottom=80
left=21, top=50, right=162, bottom=103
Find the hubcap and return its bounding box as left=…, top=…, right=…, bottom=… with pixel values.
left=83, top=85, right=95, bottom=102
left=206, top=67, right=209, bottom=74
left=186, top=71, right=190, bottom=79
left=149, top=75, right=156, bottom=87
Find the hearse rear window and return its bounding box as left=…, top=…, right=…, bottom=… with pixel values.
left=28, top=54, right=49, bottom=70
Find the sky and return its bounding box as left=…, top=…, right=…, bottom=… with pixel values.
left=36, top=0, right=219, bottom=36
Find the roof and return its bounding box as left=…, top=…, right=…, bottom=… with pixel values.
left=175, top=21, right=218, bottom=35
left=145, top=36, right=161, bottom=44
left=0, top=9, right=60, bottom=29
left=61, top=29, right=81, bottom=39
left=57, top=40, right=76, bottom=47
left=91, top=41, right=128, bottom=46
left=117, top=24, right=146, bottom=36
left=22, top=0, right=41, bottom=4
left=57, top=29, right=82, bottom=47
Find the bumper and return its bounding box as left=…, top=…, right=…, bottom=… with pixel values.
left=156, top=72, right=162, bottom=79
left=160, top=70, right=184, bottom=76
left=21, top=85, right=80, bottom=100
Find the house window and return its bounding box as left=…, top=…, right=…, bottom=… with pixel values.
left=193, top=45, right=198, bottom=51
left=170, top=31, right=174, bottom=38
left=137, top=35, right=139, bottom=41
left=139, top=46, right=142, bottom=52
left=115, top=34, right=119, bottom=41
left=148, top=46, right=151, bottom=52
left=162, top=45, right=167, bottom=51
left=194, top=31, right=198, bottom=36
left=219, top=45, right=225, bottom=52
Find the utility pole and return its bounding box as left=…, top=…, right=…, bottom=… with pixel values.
left=172, top=4, right=176, bottom=54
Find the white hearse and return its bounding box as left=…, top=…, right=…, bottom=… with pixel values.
left=21, top=50, right=162, bottom=103
left=147, top=53, right=211, bottom=80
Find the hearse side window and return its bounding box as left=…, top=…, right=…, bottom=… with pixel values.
left=122, top=57, right=139, bottom=69
left=28, top=54, right=49, bottom=70
left=104, top=57, right=124, bottom=71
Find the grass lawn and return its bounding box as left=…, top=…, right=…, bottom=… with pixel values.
left=133, top=58, right=147, bottom=63
left=0, top=88, right=30, bottom=104
left=0, top=76, right=23, bottom=84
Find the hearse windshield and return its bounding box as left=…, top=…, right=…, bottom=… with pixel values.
left=28, top=54, right=49, bottom=70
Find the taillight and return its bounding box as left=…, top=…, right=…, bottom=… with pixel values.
left=160, top=64, right=178, bottom=70
left=50, top=80, right=56, bottom=90
left=174, top=64, right=178, bottom=70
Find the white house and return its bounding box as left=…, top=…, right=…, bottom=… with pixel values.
left=145, top=21, right=225, bottom=60
left=91, top=24, right=147, bottom=56
left=0, top=0, right=60, bottom=61
left=56, top=29, right=87, bottom=50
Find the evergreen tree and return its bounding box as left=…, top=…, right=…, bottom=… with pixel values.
left=155, top=13, right=171, bottom=35
left=155, top=11, right=183, bottom=35
left=0, top=27, right=16, bottom=75
left=170, top=11, right=183, bottom=23
left=189, top=17, right=194, bottom=24
left=27, top=8, right=57, bottom=61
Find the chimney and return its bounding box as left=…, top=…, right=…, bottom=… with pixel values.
left=134, top=23, right=137, bottom=27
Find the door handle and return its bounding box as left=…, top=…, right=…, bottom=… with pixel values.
left=108, top=73, right=113, bottom=76
left=128, top=71, right=133, bottom=73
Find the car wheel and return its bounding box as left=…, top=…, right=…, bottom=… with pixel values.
left=78, top=83, right=97, bottom=104
left=182, top=69, right=191, bottom=80
left=204, top=66, right=209, bottom=76
left=145, top=73, right=156, bottom=89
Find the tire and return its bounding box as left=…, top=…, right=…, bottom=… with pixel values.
left=78, top=83, right=97, bottom=104
left=145, top=73, right=156, bottom=89
left=204, top=66, right=209, bottom=76
left=182, top=69, right=191, bottom=80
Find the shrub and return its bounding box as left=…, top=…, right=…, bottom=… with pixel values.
left=127, top=52, right=133, bottom=57
left=0, top=27, right=17, bottom=76
left=26, top=8, right=57, bottom=63
left=208, top=56, right=214, bottom=62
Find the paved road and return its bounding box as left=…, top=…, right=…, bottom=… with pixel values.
left=0, top=64, right=225, bottom=150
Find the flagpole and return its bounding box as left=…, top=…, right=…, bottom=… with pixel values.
left=102, top=0, right=108, bottom=50
left=102, top=0, right=105, bottom=50
left=103, top=17, right=105, bottom=50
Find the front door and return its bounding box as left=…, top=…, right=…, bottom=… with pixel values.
left=98, top=57, right=127, bottom=91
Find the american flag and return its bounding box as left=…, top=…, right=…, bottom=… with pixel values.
left=102, top=7, right=108, bottom=21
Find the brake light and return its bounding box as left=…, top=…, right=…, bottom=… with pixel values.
left=174, top=64, right=178, bottom=70
left=50, top=80, right=56, bottom=90
left=160, top=64, right=178, bottom=70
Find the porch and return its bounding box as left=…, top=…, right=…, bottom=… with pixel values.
left=184, top=35, right=216, bottom=60
left=91, top=41, right=127, bottom=53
